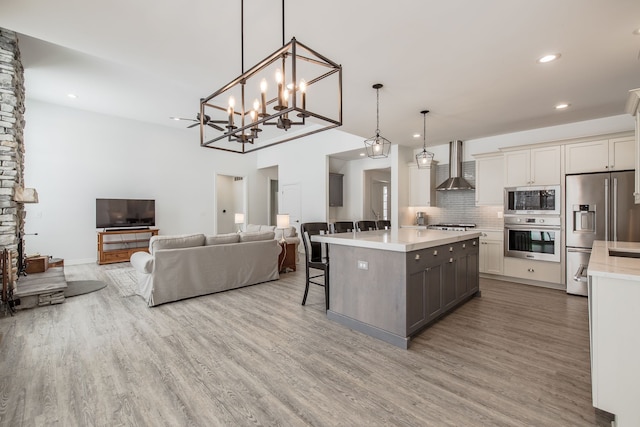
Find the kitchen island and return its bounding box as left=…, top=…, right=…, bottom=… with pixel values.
left=312, top=228, right=481, bottom=348
left=587, top=240, right=640, bottom=426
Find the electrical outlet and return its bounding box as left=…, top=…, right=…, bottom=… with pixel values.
left=357, top=260, right=369, bottom=270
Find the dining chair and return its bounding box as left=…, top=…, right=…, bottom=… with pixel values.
left=333, top=221, right=355, bottom=233
left=300, top=222, right=330, bottom=310
left=357, top=220, right=377, bottom=232
left=376, top=220, right=391, bottom=230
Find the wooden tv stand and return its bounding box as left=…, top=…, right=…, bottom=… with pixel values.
left=97, top=228, right=159, bottom=265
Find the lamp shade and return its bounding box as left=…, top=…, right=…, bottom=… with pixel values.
left=234, top=213, right=245, bottom=224
left=276, top=214, right=290, bottom=229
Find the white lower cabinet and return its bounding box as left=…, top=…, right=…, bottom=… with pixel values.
left=503, top=257, right=562, bottom=285
left=479, top=231, right=503, bottom=275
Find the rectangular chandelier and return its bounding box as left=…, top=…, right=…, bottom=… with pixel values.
left=200, top=37, right=342, bottom=154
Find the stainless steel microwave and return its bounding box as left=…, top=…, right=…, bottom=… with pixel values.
left=504, top=185, right=561, bottom=215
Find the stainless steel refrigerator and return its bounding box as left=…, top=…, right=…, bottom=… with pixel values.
left=565, top=170, right=640, bottom=295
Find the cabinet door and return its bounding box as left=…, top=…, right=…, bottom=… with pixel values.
left=442, top=255, right=457, bottom=311
left=409, top=165, right=435, bottom=207
left=504, top=150, right=530, bottom=187
left=475, top=155, right=504, bottom=205
left=466, top=251, right=479, bottom=295
left=424, top=264, right=443, bottom=322
left=482, top=240, right=504, bottom=275
left=407, top=270, right=426, bottom=331
left=565, top=140, right=609, bottom=174
left=329, top=173, right=343, bottom=207
left=530, top=146, right=560, bottom=185
left=609, top=137, right=635, bottom=171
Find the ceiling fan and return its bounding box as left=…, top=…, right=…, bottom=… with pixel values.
left=170, top=113, right=226, bottom=131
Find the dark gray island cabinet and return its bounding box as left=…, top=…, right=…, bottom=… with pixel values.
left=314, top=229, right=480, bottom=348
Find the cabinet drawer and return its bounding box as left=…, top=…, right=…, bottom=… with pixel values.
left=407, top=246, right=446, bottom=273
left=503, top=257, right=561, bottom=284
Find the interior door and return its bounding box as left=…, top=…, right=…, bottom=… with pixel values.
left=280, top=183, right=301, bottom=234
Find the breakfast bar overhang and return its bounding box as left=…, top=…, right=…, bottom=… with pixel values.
left=312, top=228, right=482, bottom=348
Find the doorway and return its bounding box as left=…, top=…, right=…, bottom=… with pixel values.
left=215, top=174, right=247, bottom=234
left=364, top=168, right=391, bottom=221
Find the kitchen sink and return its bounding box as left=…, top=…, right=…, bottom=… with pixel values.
left=608, top=249, right=640, bottom=259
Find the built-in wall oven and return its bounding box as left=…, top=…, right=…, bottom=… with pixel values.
left=504, top=185, right=561, bottom=215
left=504, top=216, right=561, bottom=262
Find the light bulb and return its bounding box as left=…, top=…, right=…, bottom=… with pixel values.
left=299, top=79, right=307, bottom=93
left=250, top=110, right=256, bottom=120
left=374, top=143, right=381, bottom=153
left=228, top=96, right=235, bottom=108
left=275, top=69, right=282, bottom=84
left=260, top=78, right=267, bottom=93
left=421, top=156, right=427, bottom=164
left=253, top=98, right=260, bottom=111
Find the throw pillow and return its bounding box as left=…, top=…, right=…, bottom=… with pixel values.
left=245, top=224, right=261, bottom=232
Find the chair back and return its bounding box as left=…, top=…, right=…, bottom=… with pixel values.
left=301, top=222, right=329, bottom=263
left=376, top=220, right=391, bottom=230
left=333, top=221, right=354, bottom=233
left=357, top=220, right=377, bottom=232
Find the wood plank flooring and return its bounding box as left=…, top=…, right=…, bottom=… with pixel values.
left=0, top=263, right=613, bottom=426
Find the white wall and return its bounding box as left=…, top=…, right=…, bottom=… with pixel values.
left=23, top=100, right=260, bottom=264
left=256, top=129, right=366, bottom=223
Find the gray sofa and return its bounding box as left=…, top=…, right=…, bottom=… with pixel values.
left=130, top=231, right=280, bottom=307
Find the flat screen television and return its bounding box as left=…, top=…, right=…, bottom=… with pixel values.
left=96, top=198, right=155, bottom=229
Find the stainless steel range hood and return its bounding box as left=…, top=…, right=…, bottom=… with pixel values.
left=436, top=140, right=475, bottom=191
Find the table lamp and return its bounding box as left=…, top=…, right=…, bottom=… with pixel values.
left=276, top=214, right=290, bottom=244
left=234, top=213, right=245, bottom=233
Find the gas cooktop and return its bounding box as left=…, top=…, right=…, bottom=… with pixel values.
left=427, top=223, right=476, bottom=231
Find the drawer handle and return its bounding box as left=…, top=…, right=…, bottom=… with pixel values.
left=415, top=254, right=420, bottom=260
left=462, top=243, right=466, bottom=248
left=473, top=241, right=476, bottom=246
left=449, top=247, right=453, bottom=252
left=449, top=258, right=454, bottom=263
left=433, top=250, right=438, bottom=256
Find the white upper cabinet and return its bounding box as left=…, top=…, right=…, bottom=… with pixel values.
left=408, top=161, right=437, bottom=207
left=504, top=146, right=560, bottom=187
left=565, top=137, right=634, bottom=174
left=474, top=153, right=503, bottom=206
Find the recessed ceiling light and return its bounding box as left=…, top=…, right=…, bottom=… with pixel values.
left=555, top=103, right=570, bottom=110
left=413, top=133, right=421, bottom=138
left=538, top=53, right=561, bottom=63
left=359, top=152, right=365, bottom=156
left=67, top=93, right=77, bottom=99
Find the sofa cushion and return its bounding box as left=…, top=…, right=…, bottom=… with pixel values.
left=205, top=233, right=240, bottom=245
left=239, top=231, right=275, bottom=242
left=246, top=224, right=276, bottom=233
left=149, top=234, right=205, bottom=254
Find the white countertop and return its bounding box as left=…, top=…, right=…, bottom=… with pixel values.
left=588, top=240, right=640, bottom=281
left=311, top=228, right=482, bottom=252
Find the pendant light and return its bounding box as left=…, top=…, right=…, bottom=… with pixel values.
left=364, top=83, right=391, bottom=159
left=415, top=110, right=435, bottom=168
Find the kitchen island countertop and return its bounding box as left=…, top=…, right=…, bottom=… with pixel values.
left=588, top=240, right=640, bottom=281
left=312, top=228, right=482, bottom=252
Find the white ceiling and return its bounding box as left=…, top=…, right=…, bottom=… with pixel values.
left=2, top=0, right=640, bottom=151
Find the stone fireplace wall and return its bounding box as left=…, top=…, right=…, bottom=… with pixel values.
left=0, top=28, right=26, bottom=288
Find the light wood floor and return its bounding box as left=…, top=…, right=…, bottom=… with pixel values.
left=0, top=263, right=613, bottom=426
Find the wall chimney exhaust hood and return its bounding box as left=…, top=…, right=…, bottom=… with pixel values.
left=436, top=140, right=475, bottom=191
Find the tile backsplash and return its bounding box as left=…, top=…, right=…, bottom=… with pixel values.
left=419, top=161, right=504, bottom=229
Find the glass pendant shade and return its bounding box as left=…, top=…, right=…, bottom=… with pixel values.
left=364, top=84, right=392, bottom=159
left=416, top=110, right=434, bottom=168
